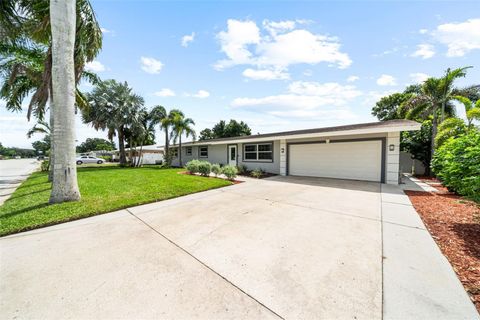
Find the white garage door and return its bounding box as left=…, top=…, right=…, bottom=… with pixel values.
left=289, top=140, right=383, bottom=182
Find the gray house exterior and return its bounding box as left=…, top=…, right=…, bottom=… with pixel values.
left=171, top=119, right=421, bottom=185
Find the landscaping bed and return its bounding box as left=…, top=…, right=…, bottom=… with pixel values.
left=0, top=167, right=231, bottom=237
left=405, top=187, right=480, bottom=312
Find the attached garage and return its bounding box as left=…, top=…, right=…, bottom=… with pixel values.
left=288, top=139, right=385, bottom=182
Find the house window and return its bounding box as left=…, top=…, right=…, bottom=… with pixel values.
left=186, top=147, right=192, bottom=156
left=243, top=143, right=273, bottom=162
left=199, top=146, right=208, bottom=158
left=172, top=148, right=178, bottom=158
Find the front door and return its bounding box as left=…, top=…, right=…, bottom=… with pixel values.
left=228, top=145, right=237, bottom=166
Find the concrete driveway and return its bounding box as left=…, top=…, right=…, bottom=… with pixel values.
left=1, top=176, right=477, bottom=319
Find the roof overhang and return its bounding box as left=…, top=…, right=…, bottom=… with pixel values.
left=177, top=121, right=421, bottom=146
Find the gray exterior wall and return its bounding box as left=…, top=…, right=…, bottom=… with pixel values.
left=171, top=141, right=281, bottom=174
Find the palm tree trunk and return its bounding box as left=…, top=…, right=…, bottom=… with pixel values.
left=118, top=127, right=126, bottom=166
left=164, top=128, right=170, bottom=165
left=179, top=135, right=182, bottom=167
left=48, top=99, right=54, bottom=182
left=49, top=0, right=80, bottom=203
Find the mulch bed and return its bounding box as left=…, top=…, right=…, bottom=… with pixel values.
left=405, top=184, right=480, bottom=312
left=178, top=171, right=244, bottom=184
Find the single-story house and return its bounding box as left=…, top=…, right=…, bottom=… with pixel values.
left=171, top=119, right=421, bottom=185
left=111, top=145, right=164, bottom=165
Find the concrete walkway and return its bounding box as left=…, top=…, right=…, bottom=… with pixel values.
left=1, top=176, right=478, bottom=319
left=0, top=158, right=40, bottom=205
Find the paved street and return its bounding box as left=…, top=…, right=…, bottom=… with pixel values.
left=0, top=159, right=40, bottom=205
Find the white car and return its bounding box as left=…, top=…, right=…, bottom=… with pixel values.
left=76, top=155, right=104, bottom=165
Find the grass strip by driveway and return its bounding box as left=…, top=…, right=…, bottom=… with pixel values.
left=0, top=167, right=231, bottom=237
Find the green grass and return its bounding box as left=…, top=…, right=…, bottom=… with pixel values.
left=0, top=167, right=231, bottom=237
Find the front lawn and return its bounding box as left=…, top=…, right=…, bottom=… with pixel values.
left=0, top=167, right=231, bottom=236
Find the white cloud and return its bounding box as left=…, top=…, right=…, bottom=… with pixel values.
left=193, top=90, right=210, bottom=98
left=231, top=81, right=361, bottom=121
left=100, top=27, right=111, bottom=34
left=411, top=44, right=435, bottom=59
left=419, top=28, right=428, bottom=34
left=242, top=68, right=289, bottom=80
left=85, top=60, right=105, bottom=72
left=409, top=73, right=429, bottom=84
left=433, top=18, right=480, bottom=57
left=303, top=69, right=313, bottom=77
left=181, top=32, right=195, bottom=47
left=347, top=75, right=359, bottom=82
left=215, top=19, right=351, bottom=74
left=140, top=56, right=163, bottom=74
left=154, top=88, right=176, bottom=97
left=376, top=74, right=397, bottom=86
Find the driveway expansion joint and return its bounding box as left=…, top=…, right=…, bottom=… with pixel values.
left=125, top=208, right=285, bottom=320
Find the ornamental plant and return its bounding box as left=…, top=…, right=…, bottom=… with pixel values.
left=198, top=161, right=212, bottom=176
left=211, top=164, right=221, bottom=176
left=222, top=165, right=238, bottom=180
left=432, top=130, right=480, bottom=202
left=185, top=159, right=201, bottom=174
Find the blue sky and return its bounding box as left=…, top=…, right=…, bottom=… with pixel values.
left=2, top=1, right=480, bottom=148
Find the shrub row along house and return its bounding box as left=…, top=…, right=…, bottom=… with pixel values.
left=168, top=119, right=420, bottom=185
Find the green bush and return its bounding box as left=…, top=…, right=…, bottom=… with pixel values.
left=211, top=164, right=221, bottom=176
left=185, top=159, right=201, bottom=174
left=198, top=161, right=212, bottom=176
left=222, top=165, right=238, bottom=180
left=40, top=160, right=49, bottom=172
left=432, top=130, right=480, bottom=202
left=250, top=168, right=264, bottom=179
left=236, top=164, right=248, bottom=175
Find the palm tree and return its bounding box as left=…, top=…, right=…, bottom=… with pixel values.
left=149, top=105, right=169, bottom=159
left=48, top=0, right=81, bottom=203
left=400, top=66, right=471, bottom=156
left=83, top=80, right=145, bottom=166
left=170, top=111, right=196, bottom=167
left=452, top=95, right=480, bottom=127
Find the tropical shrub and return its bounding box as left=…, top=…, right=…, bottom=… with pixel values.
left=185, top=159, right=201, bottom=174
left=434, top=117, right=467, bottom=148
left=250, top=168, right=264, bottom=179
left=432, top=130, right=480, bottom=202
left=236, top=164, right=248, bottom=175
left=198, top=161, right=212, bottom=176
left=211, top=164, right=221, bottom=176
left=40, top=160, right=50, bottom=172
left=222, top=165, right=238, bottom=180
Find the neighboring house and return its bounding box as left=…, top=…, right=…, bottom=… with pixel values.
left=111, top=145, right=164, bottom=165
left=171, top=119, right=421, bottom=185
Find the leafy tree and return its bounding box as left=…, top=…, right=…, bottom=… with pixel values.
left=32, top=136, right=51, bottom=155
left=199, top=119, right=251, bottom=140
left=372, top=85, right=420, bottom=121
left=401, top=120, right=432, bottom=176
left=83, top=79, right=145, bottom=166
left=199, top=128, right=214, bottom=140
left=452, top=95, right=480, bottom=127
left=77, top=138, right=115, bottom=153
left=170, top=111, right=196, bottom=167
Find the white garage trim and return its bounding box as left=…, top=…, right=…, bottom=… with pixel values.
left=287, top=138, right=386, bottom=183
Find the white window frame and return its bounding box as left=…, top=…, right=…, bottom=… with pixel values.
left=172, top=148, right=178, bottom=158
left=243, top=142, right=273, bottom=162
left=199, top=146, right=208, bottom=158
left=186, top=146, right=192, bottom=156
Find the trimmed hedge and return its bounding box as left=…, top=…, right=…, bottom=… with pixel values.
left=432, top=130, right=480, bottom=202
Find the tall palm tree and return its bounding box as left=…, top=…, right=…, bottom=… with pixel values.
left=83, top=80, right=145, bottom=166
left=1, top=0, right=102, bottom=203
left=149, top=105, right=169, bottom=158
left=400, top=66, right=471, bottom=156
left=49, top=0, right=80, bottom=202
left=170, top=111, right=196, bottom=167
